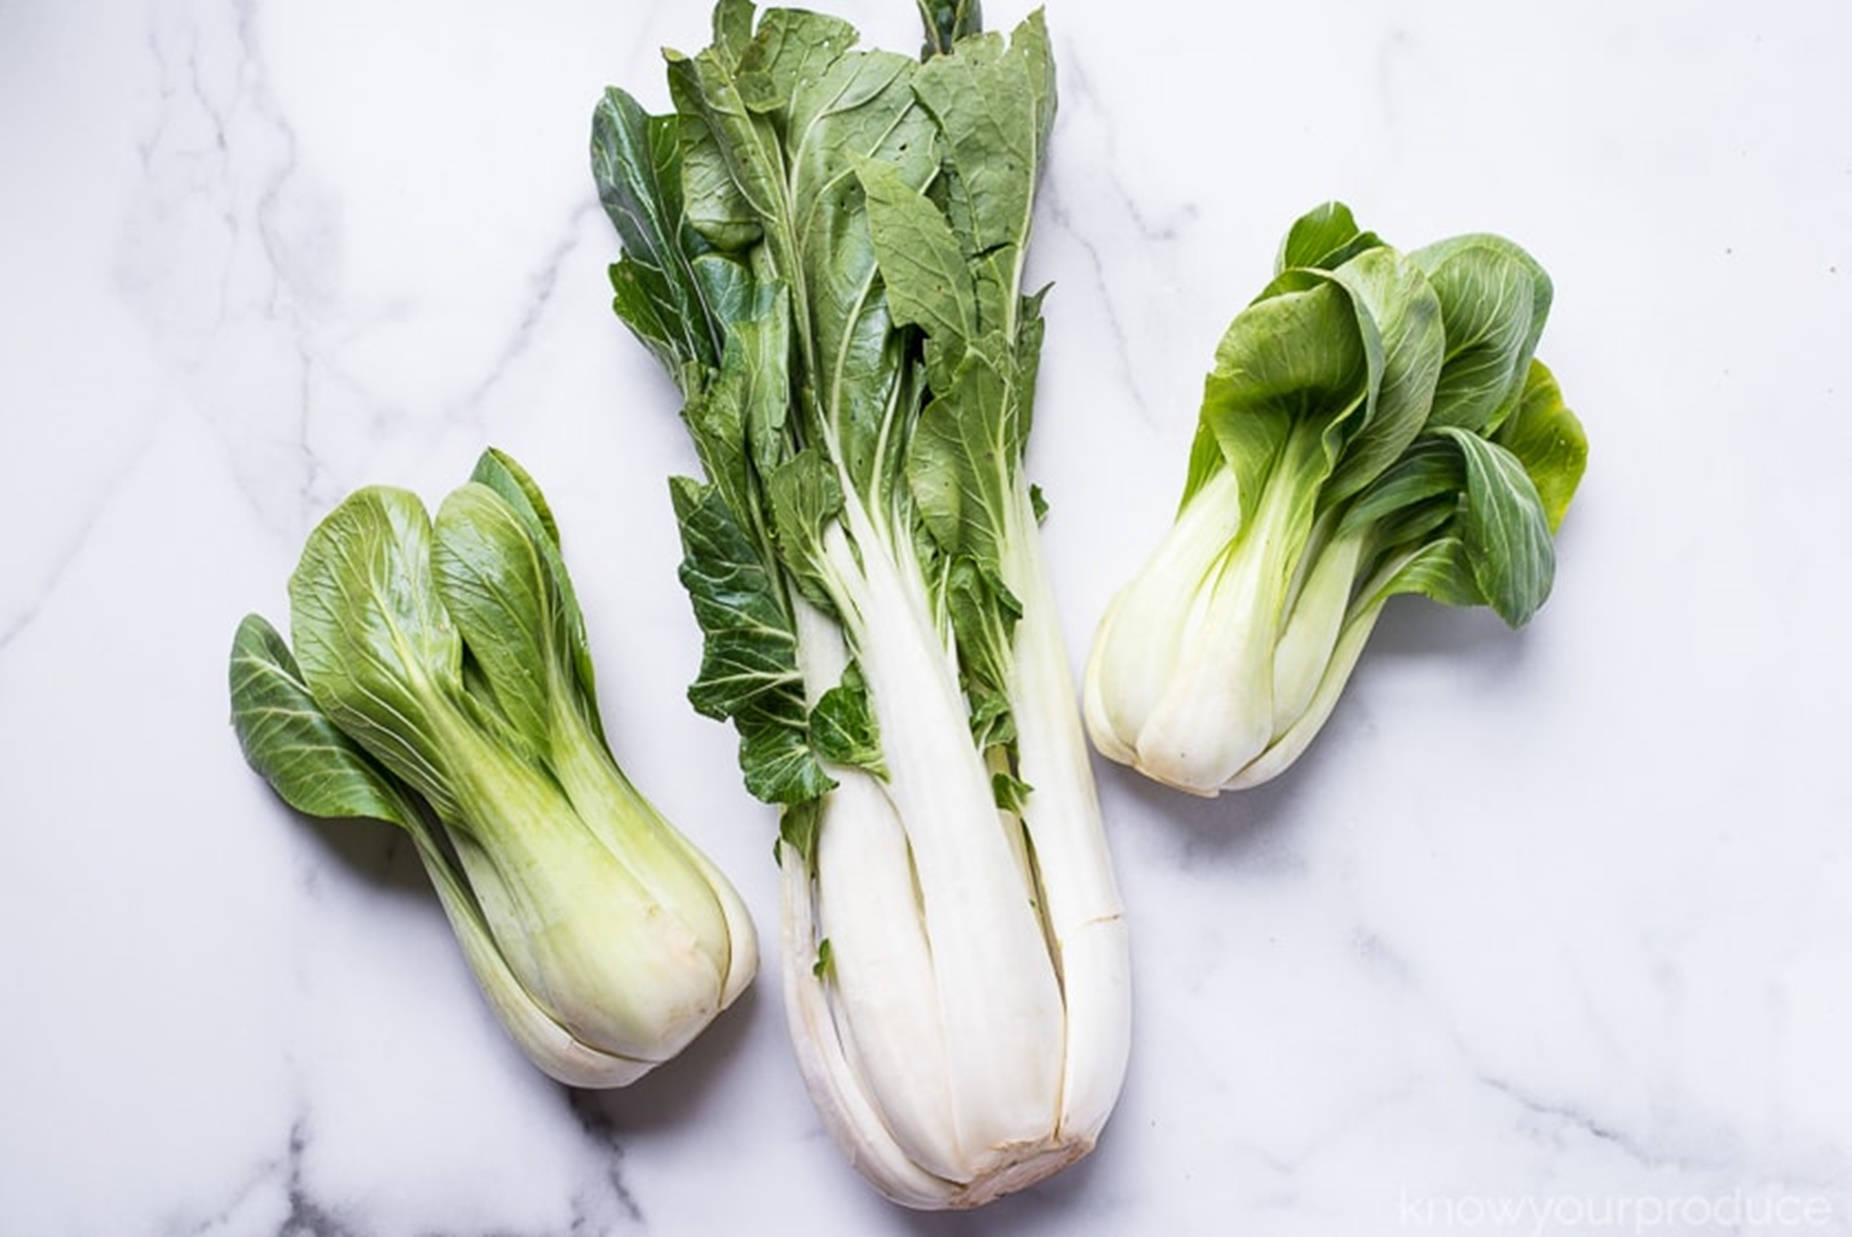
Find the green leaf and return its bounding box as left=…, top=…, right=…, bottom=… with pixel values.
left=1371, top=536, right=1484, bottom=610
left=1411, top=234, right=1552, bottom=435
left=917, top=0, right=983, bottom=56
left=991, top=769, right=1032, bottom=815
left=736, top=10, right=859, bottom=116
left=431, top=482, right=581, bottom=754
left=288, top=486, right=463, bottom=817
left=812, top=936, right=834, bottom=979
left=668, top=476, right=832, bottom=804
left=1494, top=359, right=1587, bottom=533
left=857, top=156, right=978, bottom=351
left=1336, top=438, right=1462, bottom=539
left=229, top=614, right=422, bottom=829
left=911, top=13, right=1053, bottom=262
left=471, top=448, right=561, bottom=548
left=592, top=88, right=727, bottom=369
left=809, top=661, right=885, bottom=777
left=764, top=447, right=845, bottom=609
left=943, top=553, right=1020, bottom=744
left=1028, top=482, right=1048, bottom=524
left=1435, top=427, right=1556, bottom=626
left=1196, top=282, right=1370, bottom=527
left=684, top=283, right=792, bottom=540
left=1275, top=201, right=1383, bottom=274
left=710, top=0, right=756, bottom=65
left=1322, top=247, right=1446, bottom=501
left=907, top=346, right=1021, bottom=571
left=778, top=798, right=822, bottom=867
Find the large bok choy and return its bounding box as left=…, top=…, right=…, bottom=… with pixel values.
left=591, top=0, right=1129, bottom=1208
left=229, top=449, right=755, bottom=1086
left=1086, top=203, right=1588, bottom=795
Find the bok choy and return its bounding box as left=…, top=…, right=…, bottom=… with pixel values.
left=1085, top=203, right=1588, bottom=795
left=592, top=0, right=1128, bottom=1208
left=229, top=449, right=755, bottom=1087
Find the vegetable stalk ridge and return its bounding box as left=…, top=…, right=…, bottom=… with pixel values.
left=592, top=0, right=1129, bottom=1208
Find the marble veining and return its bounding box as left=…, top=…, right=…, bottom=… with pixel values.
left=4, top=0, right=1850, bottom=1233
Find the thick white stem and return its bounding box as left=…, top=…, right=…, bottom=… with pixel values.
left=822, top=502, right=1065, bottom=1172
left=1132, top=465, right=1301, bottom=795
left=412, top=828, right=657, bottom=1088
left=1000, top=479, right=1130, bottom=1145
left=1083, top=467, right=1242, bottom=767
left=778, top=839, right=957, bottom=1209
left=1269, top=530, right=1365, bottom=737
left=1226, top=597, right=1385, bottom=790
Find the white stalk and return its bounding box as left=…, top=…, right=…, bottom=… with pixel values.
left=820, top=503, right=1065, bottom=1169
left=1132, top=462, right=1302, bottom=796
left=1000, top=477, right=1130, bottom=1146
left=1084, top=466, right=1243, bottom=766
left=778, top=837, right=958, bottom=1209
left=1269, top=529, right=1366, bottom=737
left=1225, top=596, right=1385, bottom=790
left=410, top=828, right=656, bottom=1088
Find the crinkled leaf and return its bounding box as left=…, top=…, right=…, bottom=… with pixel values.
left=911, top=13, right=1052, bottom=262
left=668, top=476, right=831, bottom=804
left=809, top=661, right=885, bottom=777
left=857, top=156, right=977, bottom=350
left=991, top=769, right=1032, bottom=815
left=907, top=346, right=1021, bottom=570
left=736, top=10, right=859, bottom=116
left=592, top=88, right=726, bottom=369
left=764, top=447, right=844, bottom=610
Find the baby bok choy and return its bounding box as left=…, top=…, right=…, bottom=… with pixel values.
left=591, top=0, right=1128, bottom=1208
left=228, top=449, right=755, bottom=1087
left=1086, top=203, right=1588, bottom=795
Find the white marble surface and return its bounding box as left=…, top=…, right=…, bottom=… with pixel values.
left=4, top=0, right=1850, bottom=1233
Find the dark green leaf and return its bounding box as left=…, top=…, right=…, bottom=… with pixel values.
left=1411, top=235, right=1552, bottom=435
left=668, top=476, right=832, bottom=804
left=991, top=769, right=1032, bottom=815
left=592, top=88, right=726, bottom=369
left=764, top=447, right=844, bottom=609
left=1322, top=248, right=1446, bottom=501
left=1436, top=427, right=1556, bottom=626
left=809, top=661, right=885, bottom=777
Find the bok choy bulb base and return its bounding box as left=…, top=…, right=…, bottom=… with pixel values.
left=229, top=449, right=756, bottom=1087
left=593, top=0, right=1129, bottom=1208
left=1085, top=203, right=1589, bottom=795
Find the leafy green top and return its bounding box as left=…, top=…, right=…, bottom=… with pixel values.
left=1192, top=202, right=1587, bottom=628
left=593, top=1, right=1057, bottom=813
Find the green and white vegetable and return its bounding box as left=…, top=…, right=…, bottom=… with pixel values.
left=229, top=449, right=755, bottom=1087
left=1086, top=203, right=1587, bottom=795
left=592, top=0, right=1128, bottom=1207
